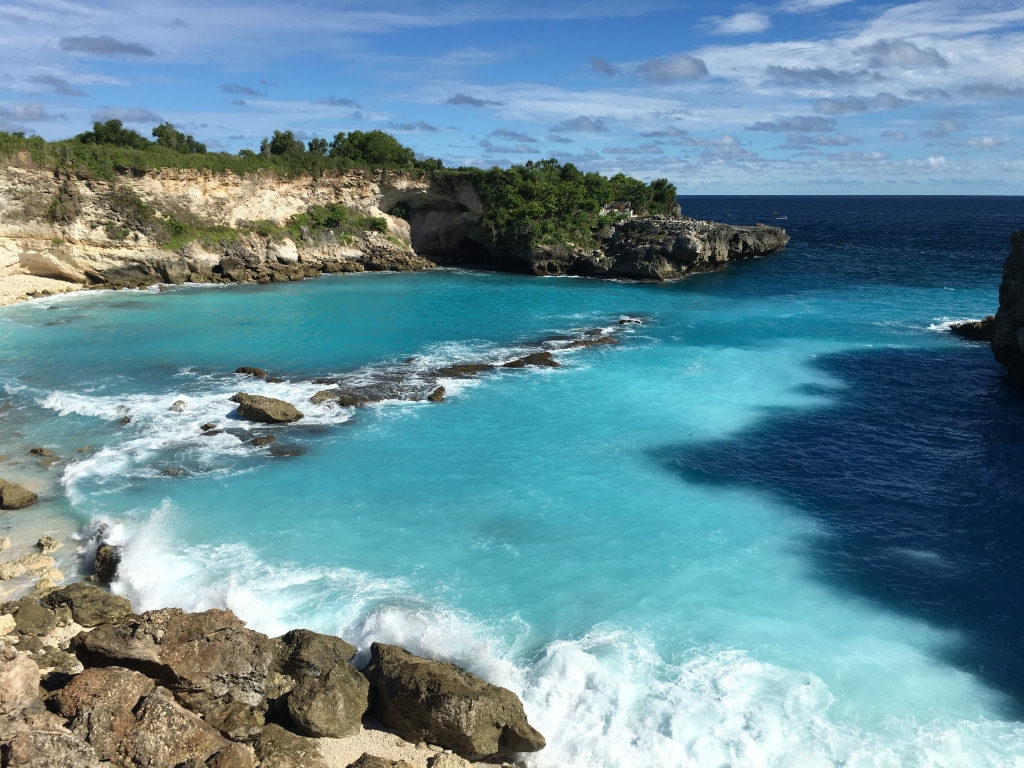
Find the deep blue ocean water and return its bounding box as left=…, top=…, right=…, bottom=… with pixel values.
left=2, top=196, right=1023, bottom=766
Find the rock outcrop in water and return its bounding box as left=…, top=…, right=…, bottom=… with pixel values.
left=231, top=392, right=304, bottom=424
left=0, top=583, right=544, bottom=767
left=951, top=316, right=995, bottom=341
left=992, top=229, right=1024, bottom=387
left=0, top=158, right=787, bottom=303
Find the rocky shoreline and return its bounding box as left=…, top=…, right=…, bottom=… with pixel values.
left=1, top=561, right=544, bottom=768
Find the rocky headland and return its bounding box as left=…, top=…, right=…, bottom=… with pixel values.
left=0, top=156, right=789, bottom=305
left=991, top=228, right=1024, bottom=387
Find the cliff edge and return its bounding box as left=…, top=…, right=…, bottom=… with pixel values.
left=992, top=228, right=1024, bottom=387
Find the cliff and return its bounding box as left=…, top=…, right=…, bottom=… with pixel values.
left=0, top=156, right=789, bottom=304
left=992, top=228, right=1024, bottom=387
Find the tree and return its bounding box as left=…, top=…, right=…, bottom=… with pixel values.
left=328, top=130, right=415, bottom=166
left=608, top=173, right=653, bottom=214
left=152, top=123, right=206, bottom=153
left=307, top=137, right=328, bottom=156
left=76, top=120, right=150, bottom=149
left=261, top=130, right=305, bottom=157
left=649, top=178, right=679, bottom=216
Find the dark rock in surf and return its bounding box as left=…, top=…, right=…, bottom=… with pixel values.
left=0, top=480, right=37, bottom=510
left=992, top=229, right=1024, bottom=387
left=564, top=335, right=619, bottom=349
left=235, top=367, right=268, bottom=379
left=231, top=392, right=304, bottom=424
left=427, top=387, right=445, bottom=403
left=93, top=545, right=121, bottom=585
left=28, top=448, right=56, bottom=458
left=364, top=642, right=546, bottom=761
left=503, top=352, right=559, bottom=369
left=435, top=364, right=495, bottom=379
left=119, top=416, right=131, bottom=425
left=252, top=435, right=276, bottom=447
left=950, top=316, right=995, bottom=341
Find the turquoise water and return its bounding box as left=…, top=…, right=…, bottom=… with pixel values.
left=2, top=197, right=1024, bottom=765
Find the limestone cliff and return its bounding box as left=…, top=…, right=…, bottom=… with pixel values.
left=991, top=228, right=1024, bottom=387
left=0, top=154, right=789, bottom=304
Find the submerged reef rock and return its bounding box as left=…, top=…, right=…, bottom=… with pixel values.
left=364, top=642, right=546, bottom=761
left=231, top=392, right=304, bottom=424
left=992, top=229, right=1024, bottom=387
left=951, top=316, right=995, bottom=341
left=235, top=367, right=268, bottom=379
left=503, top=352, right=560, bottom=369
left=0, top=480, right=37, bottom=510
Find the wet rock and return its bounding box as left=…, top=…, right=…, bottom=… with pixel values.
left=201, top=422, right=217, bottom=431
left=253, top=435, right=276, bottom=447
left=427, top=386, right=445, bottom=403
left=267, top=377, right=285, bottom=383
left=94, top=544, right=121, bottom=585
left=76, top=446, right=94, bottom=452
left=71, top=608, right=283, bottom=742
left=364, top=642, right=546, bottom=761
left=27, top=447, right=56, bottom=458
left=162, top=468, right=186, bottom=476
left=950, top=316, right=996, bottom=341
left=348, top=755, right=416, bottom=768
left=119, top=415, right=132, bottom=425
left=36, top=536, right=61, bottom=554
left=564, top=335, right=619, bottom=349
left=435, top=363, right=495, bottom=378
left=16, top=554, right=56, bottom=575
left=231, top=392, right=304, bottom=424
left=0, top=536, right=9, bottom=552
left=0, top=646, right=40, bottom=715
left=0, top=561, right=26, bottom=580
left=618, top=316, right=643, bottom=325
left=235, top=367, right=268, bottom=379
left=502, top=352, right=559, bottom=369
left=310, top=390, right=340, bottom=405
left=269, top=445, right=305, bottom=458
left=170, top=399, right=188, bottom=412
left=43, top=582, right=133, bottom=627
left=0, top=480, right=38, bottom=510
left=254, top=724, right=328, bottom=768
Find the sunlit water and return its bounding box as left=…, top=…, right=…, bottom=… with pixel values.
left=2, top=196, right=1023, bottom=766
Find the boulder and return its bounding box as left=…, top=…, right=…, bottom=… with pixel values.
left=94, top=544, right=121, bottom=584
left=311, top=389, right=381, bottom=407
left=310, top=390, right=341, bottom=405
left=253, top=435, right=276, bottom=447
left=27, top=448, right=56, bottom=458
left=207, top=742, right=258, bottom=768
left=30, top=645, right=81, bottom=676
left=16, top=554, right=56, bottom=575
left=235, top=367, right=268, bottom=379
left=502, top=352, right=560, bottom=369
left=0, top=613, right=15, bottom=635
left=71, top=608, right=284, bottom=742
left=43, top=582, right=133, bottom=627
left=278, top=628, right=357, bottom=675
left=170, top=399, right=188, bottom=412
left=428, top=754, right=471, bottom=768
left=0, top=536, right=9, bottom=552
left=36, top=536, right=61, bottom=554
left=231, top=392, right=304, bottom=424
left=0, top=561, right=26, bottom=580
left=0, top=647, right=40, bottom=715
left=364, top=643, right=545, bottom=761
left=427, top=386, right=445, bottom=403
left=129, top=687, right=232, bottom=767
left=347, top=755, right=416, bottom=768
left=950, top=316, right=995, bottom=341
left=119, top=415, right=132, bottom=425
left=992, top=229, right=1024, bottom=387
left=254, top=724, right=328, bottom=768
left=0, top=725, right=102, bottom=768
left=2, top=596, right=58, bottom=636
left=0, top=480, right=38, bottom=510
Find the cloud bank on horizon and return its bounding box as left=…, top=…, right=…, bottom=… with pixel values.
left=1, top=0, right=1023, bottom=192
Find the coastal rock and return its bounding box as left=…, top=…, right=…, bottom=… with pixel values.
left=52, top=666, right=155, bottom=758
left=503, top=352, right=559, bottom=369
left=170, top=399, right=188, bottom=412
left=427, top=386, right=445, bottom=403
left=0, top=536, right=9, bottom=552
left=254, top=723, right=328, bottom=768
left=16, top=554, right=56, bottom=575
left=347, top=754, right=416, bottom=768
left=253, top=435, right=276, bottom=447
left=71, top=608, right=283, bottom=741
left=364, top=642, right=546, bottom=761
left=278, top=628, right=358, bottom=676
left=231, top=392, right=304, bottom=424
left=36, top=536, right=61, bottom=553
left=42, top=582, right=133, bottom=627
left=564, top=335, right=619, bottom=349
left=0, top=647, right=40, bottom=715
left=94, top=544, right=121, bottom=584
left=235, top=367, right=268, bottom=379
left=278, top=629, right=366, bottom=738
left=310, top=390, right=341, bottom=405
left=311, top=389, right=382, bottom=407
left=435, top=364, right=495, bottom=379
left=130, top=687, right=234, bottom=767
left=0, top=480, right=38, bottom=510
left=992, top=229, right=1024, bottom=387
left=2, top=596, right=58, bottom=636
left=0, top=561, right=26, bottom=580
left=0, top=613, right=15, bottom=636
left=0, top=724, right=102, bottom=768
left=428, top=754, right=471, bottom=768
left=27, top=447, right=56, bottom=458
left=950, top=316, right=995, bottom=341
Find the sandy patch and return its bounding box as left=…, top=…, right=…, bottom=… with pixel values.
left=0, top=273, right=83, bottom=307
left=318, top=724, right=503, bottom=768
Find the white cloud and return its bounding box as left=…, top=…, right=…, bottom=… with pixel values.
left=709, top=12, right=771, bottom=35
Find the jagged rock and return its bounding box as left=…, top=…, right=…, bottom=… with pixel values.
left=29, top=645, right=80, bottom=675
left=94, top=544, right=122, bottom=585
left=428, top=754, right=471, bottom=768
left=2, top=596, right=58, bottom=636
left=0, top=723, right=102, bottom=768
left=435, top=364, right=495, bottom=378
left=347, top=754, right=416, bottom=768
left=364, top=643, right=546, bottom=761
left=992, top=229, right=1024, bottom=387
left=311, top=389, right=381, bottom=407
left=0, top=480, right=38, bottom=510
left=71, top=608, right=283, bottom=742
left=170, top=399, right=188, bottom=412
left=27, top=448, right=56, bottom=458
left=201, top=422, right=217, bottom=431
left=0, top=536, right=9, bottom=552
left=0, top=561, right=26, bottom=580
left=162, top=468, right=185, bottom=476
left=253, top=435, right=276, bottom=447
left=254, top=724, right=328, bottom=768
left=278, top=628, right=357, bottom=675
left=131, top=687, right=233, bottom=766
left=207, top=742, right=258, bottom=768
left=310, top=390, right=340, bottom=405
left=235, top=367, right=268, bottom=379
left=0, top=647, right=40, bottom=715
left=0, top=613, right=15, bottom=636
left=36, top=536, right=61, bottom=554
left=427, top=386, right=445, bottom=403
left=950, top=316, right=995, bottom=341
left=15, top=554, right=56, bottom=575
left=43, top=582, right=133, bottom=627
left=231, top=392, right=304, bottom=424
left=502, top=352, right=559, bottom=369
left=564, top=335, right=619, bottom=349
left=119, top=415, right=132, bottom=425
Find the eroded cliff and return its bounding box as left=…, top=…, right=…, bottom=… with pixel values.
left=992, top=228, right=1024, bottom=387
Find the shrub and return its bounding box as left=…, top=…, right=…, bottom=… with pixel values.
left=261, top=130, right=305, bottom=157
left=329, top=130, right=415, bottom=167
left=152, top=123, right=206, bottom=154
left=77, top=120, right=150, bottom=150
left=46, top=183, right=82, bottom=224
left=307, top=138, right=328, bottom=156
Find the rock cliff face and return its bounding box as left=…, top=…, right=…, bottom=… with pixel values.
left=992, top=228, right=1024, bottom=387
left=0, top=154, right=788, bottom=304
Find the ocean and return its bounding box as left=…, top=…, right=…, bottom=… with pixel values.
left=1, top=195, right=1023, bottom=766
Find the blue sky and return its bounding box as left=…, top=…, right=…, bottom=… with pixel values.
left=2, top=0, right=1024, bottom=193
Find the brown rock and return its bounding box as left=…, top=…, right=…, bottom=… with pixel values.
left=94, top=544, right=122, bottom=585
left=253, top=435, right=276, bottom=447
left=2, top=596, right=57, bottom=636
left=347, top=754, right=416, bottom=768
left=502, top=352, right=560, bottom=369
left=427, top=386, right=445, bottom=403
left=207, top=742, right=258, bottom=768
left=235, top=367, right=268, bottom=379
left=434, top=364, right=495, bottom=378
left=231, top=392, right=304, bottom=424
left=27, top=448, right=56, bottom=458
left=170, top=399, right=188, bottom=412
left=36, top=536, right=61, bottom=554
left=278, top=628, right=357, bottom=675
left=0, top=480, right=38, bottom=510
left=1, top=726, right=102, bottom=768
left=254, top=723, right=328, bottom=768
left=428, top=754, right=471, bottom=768
left=201, top=422, right=217, bottom=431
left=43, top=582, right=133, bottom=627
left=0, top=647, right=40, bottom=715
left=364, top=643, right=545, bottom=761
left=130, top=687, right=231, bottom=767
left=119, top=415, right=132, bottom=425
left=950, top=315, right=995, bottom=341
left=564, top=335, right=619, bottom=349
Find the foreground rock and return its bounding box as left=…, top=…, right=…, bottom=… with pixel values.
left=93, top=544, right=121, bottom=585
left=992, top=229, right=1024, bottom=387
left=0, top=647, right=39, bottom=716
left=951, top=316, right=995, bottom=341
left=43, top=583, right=132, bottom=628
left=364, top=642, right=545, bottom=761
left=231, top=392, right=304, bottom=423
left=0, top=480, right=37, bottom=510
left=255, top=723, right=328, bottom=768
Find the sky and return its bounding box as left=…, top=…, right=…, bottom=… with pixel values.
left=2, top=0, right=1024, bottom=193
